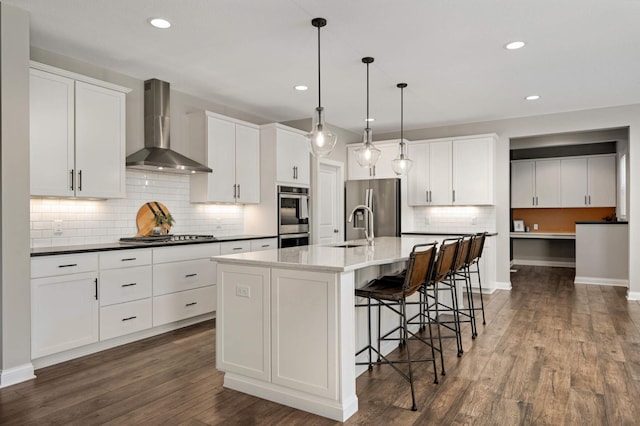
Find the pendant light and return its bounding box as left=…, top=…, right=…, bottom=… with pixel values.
left=355, top=57, right=381, bottom=168
left=391, top=83, right=412, bottom=175
left=308, top=17, right=337, bottom=157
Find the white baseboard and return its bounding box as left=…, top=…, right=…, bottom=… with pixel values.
left=0, top=363, right=36, bottom=388
left=512, top=259, right=575, bottom=268
left=574, top=276, right=629, bottom=287
left=493, top=281, right=512, bottom=291
left=33, top=312, right=215, bottom=369
left=627, top=291, right=640, bottom=301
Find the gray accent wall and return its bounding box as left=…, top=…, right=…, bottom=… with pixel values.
left=1, top=2, right=32, bottom=382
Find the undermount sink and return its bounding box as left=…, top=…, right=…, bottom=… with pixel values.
left=331, top=243, right=368, bottom=248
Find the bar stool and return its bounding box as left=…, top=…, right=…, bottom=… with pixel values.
left=423, top=237, right=464, bottom=357
left=355, top=242, right=439, bottom=411
left=467, top=232, right=488, bottom=325
left=452, top=235, right=479, bottom=340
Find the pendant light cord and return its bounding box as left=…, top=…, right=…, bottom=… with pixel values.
left=400, top=85, right=404, bottom=144
left=317, top=23, right=322, bottom=109
left=366, top=61, right=370, bottom=125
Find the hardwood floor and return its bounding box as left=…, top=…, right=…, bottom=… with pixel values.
left=2, top=266, right=640, bottom=425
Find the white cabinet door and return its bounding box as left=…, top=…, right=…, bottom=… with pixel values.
left=372, top=142, right=399, bottom=179
left=32, top=272, right=99, bottom=358
left=588, top=155, right=616, bottom=207
left=511, top=161, right=535, bottom=208
left=29, top=68, right=75, bottom=197
left=406, top=142, right=429, bottom=205
left=276, top=128, right=310, bottom=185
left=560, top=158, right=588, bottom=207
left=406, top=141, right=452, bottom=206
left=429, top=141, right=453, bottom=205
left=217, top=264, right=271, bottom=380
left=250, top=238, right=278, bottom=251
left=535, top=159, right=561, bottom=207
left=206, top=116, right=236, bottom=202
left=452, top=137, right=494, bottom=205
left=235, top=124, right=260, bottom=203
left=75, top=81, right=126, bottom=199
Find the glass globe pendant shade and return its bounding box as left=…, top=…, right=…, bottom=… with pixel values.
left=355, top=128, right=380, bottom=168
left=309, top=107, right=337, bottom=157
left=391, top=149, right=413, bottom=175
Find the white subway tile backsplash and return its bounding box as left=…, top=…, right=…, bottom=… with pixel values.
left=30, top=170, right=245, bottom=248
left=410, top=205, right=496, bottom=234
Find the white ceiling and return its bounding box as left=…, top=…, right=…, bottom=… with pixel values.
left=6, top=0, right=640, bottom=135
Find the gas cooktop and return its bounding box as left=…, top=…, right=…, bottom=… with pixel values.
left=119, top=234, right=217, bottom=245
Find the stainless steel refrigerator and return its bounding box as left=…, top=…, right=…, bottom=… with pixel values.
left=345, top=178, right=401, bottom=241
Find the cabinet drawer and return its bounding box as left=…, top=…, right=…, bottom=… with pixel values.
left=32, top=253, right=98, bottom=278
left=99, top=266, right=152, bottom=306
left=153, top=286, right=216, bottom=326
left=153, top=243, right=220, bottom=263
left=153, top=259, right=216, bottom=296
left=100, top=249, right=152, bottom=269
left=250, top=238, right=278, bottom=252
left=100, top=298, right=152, bottom=341
left=220, top=240, right=251, bottom=255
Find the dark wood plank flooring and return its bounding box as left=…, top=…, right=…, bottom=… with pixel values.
left=2, top=266, right=640, bottom=425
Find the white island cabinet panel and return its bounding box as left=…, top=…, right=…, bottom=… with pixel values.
left=217, top=264, right=271, bottom=381
left=271, top=268, right=338, bottom=399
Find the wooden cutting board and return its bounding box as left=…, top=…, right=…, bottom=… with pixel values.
left=135, top=201, right=173, bottom=237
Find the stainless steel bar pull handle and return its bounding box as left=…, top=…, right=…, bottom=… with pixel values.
left=233, top=184, right=236, bottom=198
left=78, top=170, right=82, bottom=191
left=70, top=169, right=75, bottom=190
left=452, top=190, right=456, bottom=203
left=588, top=195, right=591, bottom=205
left=237, top=184, right=240, bottom=198
left=426, top=190, right=429, bottom=203
left=584, top=195, right=587, bottom=205
left=94, top=278, right=98, bottom=300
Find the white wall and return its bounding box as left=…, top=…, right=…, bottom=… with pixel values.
left=377, top=104, right=640, bottom=296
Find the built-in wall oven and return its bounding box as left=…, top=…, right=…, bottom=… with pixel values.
left=278, top=185, right=310, bottom=247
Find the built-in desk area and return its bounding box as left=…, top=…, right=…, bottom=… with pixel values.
left=510, top=232, right=577, bottom=267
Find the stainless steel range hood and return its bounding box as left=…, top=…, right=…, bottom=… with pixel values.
left=126, top=79, right=212, bottom=174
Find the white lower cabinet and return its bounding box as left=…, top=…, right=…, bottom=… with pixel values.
left=153, top=286, right=217, bottom=327
left=152, top=243, right=220, bottom=327
left=250, top=238, right=278, bottom=251
left=100, top=299, right=152, bottom=341
left=31, top=253, right=99, bottom=358
left=217, top=263, right=339, bottom=399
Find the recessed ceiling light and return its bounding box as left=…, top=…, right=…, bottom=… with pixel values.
left=525, top=95, right=540, bottom=101
left=149, top=18, right=171, bottom=29
left=294, top=85, right=308, bottom=91
left=505, top=41, right=526, bottom=50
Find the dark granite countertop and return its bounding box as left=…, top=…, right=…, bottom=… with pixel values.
left=402, top=232, right=498, bottom=237
left=575, top=221, right=628, bottom=225
left=31, top=235, right=278, bottom=257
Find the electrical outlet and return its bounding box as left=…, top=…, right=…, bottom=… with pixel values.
left=53, top=220, right=63, bottom=235
left=471, top=217, right=477, bottom=225
left=533, top=223, right=539, bottom=231
left=236, top=285, right=250, bottom=298
left=424, top=216, right=431, bottom=225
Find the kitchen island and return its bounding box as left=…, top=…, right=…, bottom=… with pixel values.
left=213, top=235, right=492, bottom=421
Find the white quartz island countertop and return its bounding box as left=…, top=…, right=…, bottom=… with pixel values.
left=211, top=235, right=443, bottom=272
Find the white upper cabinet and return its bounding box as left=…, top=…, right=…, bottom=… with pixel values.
left=347, top=141, right=401, bottom=180
left=406, top=140, right=452, bottom=206
left=511, top=159, right=561, bottom=208
left=512, top=154, right=615, bottom=208
left=407, top=134, right=495, bottom=206
left=29, top=63, right=128, bottom=199
left=452, top=136, right=495, bottom=205
left=276, top=127, right=310, bottom=186
left=190, top=111, right=260, bottom=204
left=560, top=155, right=616, bottom=207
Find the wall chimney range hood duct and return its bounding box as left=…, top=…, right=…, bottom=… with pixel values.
left=126, top=79, right=212, bottom=174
